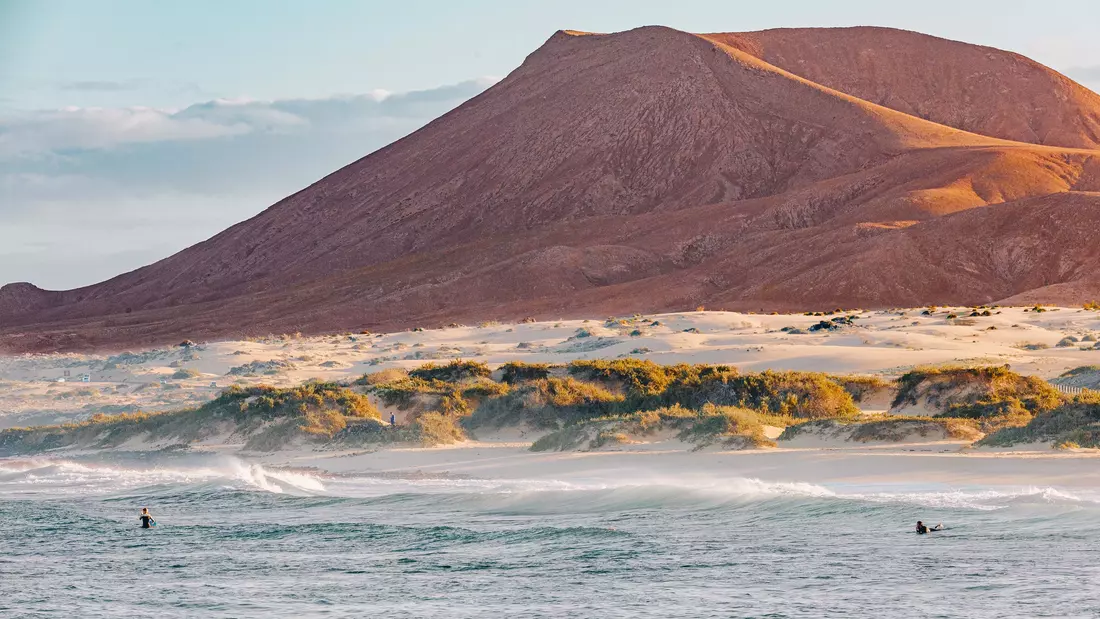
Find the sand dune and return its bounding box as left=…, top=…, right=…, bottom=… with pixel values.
left=2, top=306, right=1097, bottom=430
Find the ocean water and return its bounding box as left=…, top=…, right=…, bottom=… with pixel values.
left=2, top=453, right=1100, bottom=618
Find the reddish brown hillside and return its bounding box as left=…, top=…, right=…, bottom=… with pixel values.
left=702, top=27, right=1100, bottom=149
left=3, top=26, right=1100, bottom=353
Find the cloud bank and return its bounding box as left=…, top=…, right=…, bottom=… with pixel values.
left=0, top=78, right=494, bottom=289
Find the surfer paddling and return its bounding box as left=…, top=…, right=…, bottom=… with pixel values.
left=915, top=521, right=942, bottom=534
left=139, top=508, right=156, bottom=529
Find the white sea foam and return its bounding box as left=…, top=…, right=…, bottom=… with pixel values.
left=0, top=456, right=327, bottom=496
left=4, top=455, right=1100, bottom=512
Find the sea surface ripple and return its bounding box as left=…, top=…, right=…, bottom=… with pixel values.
left=2, top=453, right=1100, bottom=618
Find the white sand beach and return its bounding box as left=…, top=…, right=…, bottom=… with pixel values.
left=3, top=305, right=1098, bottom=430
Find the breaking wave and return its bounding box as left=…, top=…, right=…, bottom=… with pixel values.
left=3, top=455, right=1098, bottom=514
left=0, top=456, right=326, bottom=496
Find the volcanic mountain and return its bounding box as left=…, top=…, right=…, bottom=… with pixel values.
left=4, top=25, right=1100, bottom=352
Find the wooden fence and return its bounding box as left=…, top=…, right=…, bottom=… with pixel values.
left=1053, top=384, right=1096, bottom=397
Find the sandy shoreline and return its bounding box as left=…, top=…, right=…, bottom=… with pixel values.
left=3, top=306, right=1099, bottom=483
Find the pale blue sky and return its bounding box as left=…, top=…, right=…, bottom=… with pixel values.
left=4, top=0, right=1099, bottom=110
left=2, top=0, right=1099, bottom=289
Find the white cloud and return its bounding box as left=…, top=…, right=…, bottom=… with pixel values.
left=0, top=78, right=496, bottom=289
left=0, top=106, right=254, bottom=158
left=0, top=78, right=498, bottom=160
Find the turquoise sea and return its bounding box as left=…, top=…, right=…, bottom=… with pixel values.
left=2, top=452, right=1099, bottom=618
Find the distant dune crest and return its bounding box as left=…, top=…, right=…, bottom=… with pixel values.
left=4, top=25, right=1100, bottom=352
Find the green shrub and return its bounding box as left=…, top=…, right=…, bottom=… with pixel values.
left=979, top=392, right=1100, bottom=447
left=568, top=358, right=683, bottom=396
left=1060, top=366, right=1100, bottom=379
left=461, top=380, right=511, bottom=400
left=408, top=360, right=491, bottom=382
left=416, top=412, right=466, bottom=446
left=779, top=416, right=986, bottom=443
left=674, top=404, right=778, bottom=448
left=299, top=409, right=348, bottom=437
left=371, top=377, right=450, bottom=409
left=529, top=404, right=787, bottom=452
left=893, top=366, right=1063, bottom=417
left=665, top=370, right=859, bottom=419
left=0, top=382, right=380, bottom=455
left=500, top=361, right=553, bottom=384
left=466, top=377, right=624, bottom=430
left=846, top=417, right=982, bottom=442
left=356, top=367, right=409, bottom=386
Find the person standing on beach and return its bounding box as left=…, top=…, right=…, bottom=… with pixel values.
left=390, top=413, right=396, bottom=427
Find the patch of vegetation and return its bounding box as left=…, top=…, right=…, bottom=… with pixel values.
left=171, top=368, right=201, bottom=380
left=1062, top=366, right=1100, bottom=377
left=979, top=392, right=1100, bottom=447
left=567, top=359, right=682, bottom=397
left=531, top=404, right=789, bottom=452
left=530, top=424, right=594, bottom=452
left=779, top=416, right=983, bottom=443
left=460, top=379, right=511, bottom=401
left=832, top=375, right=892, bottom=402
left=227, top=359, right=297, bottom=376
left=1017, top=342, right=1050, bottom=351
left=560, top=362, right=857, bottom=419
left=892, top=366, right=1063, bottom=418
left=466, top=377, right=624, bottom=430
left=0, top=382, right=380, bottom=455
left=665, top=370, right=859, bottom=419
left=590, top=430, right=633, bottom=448
left=101, top=350, right=169, bottom=368
left=806, top=316, right=857, bottom=332
left=11, top=358, right=1068, bottom=455
left=371, top=377, right=453, bottom=411
left=408, top=360, right=491, bottom=382
left=500, top=361, right=552, bottom=384
left=672, top=404, right=781, bottom=449
left=415, top=412, right=466, bottom=446
left=847, top=417, right=982, bottom=442
left=356, top=368, right=409, bottom=386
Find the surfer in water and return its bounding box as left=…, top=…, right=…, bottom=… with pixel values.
left=139, top=508, right=156, bottom=529
left=915, top=521, right=942, bottom=534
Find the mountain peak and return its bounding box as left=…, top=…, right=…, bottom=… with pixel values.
left=4, top=26, right=1100, bottom=352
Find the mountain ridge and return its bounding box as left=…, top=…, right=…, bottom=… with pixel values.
left=4, top=25, right=1100, bottom=353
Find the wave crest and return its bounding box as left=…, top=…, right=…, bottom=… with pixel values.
left=0, top=456, right=326, bottom=496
